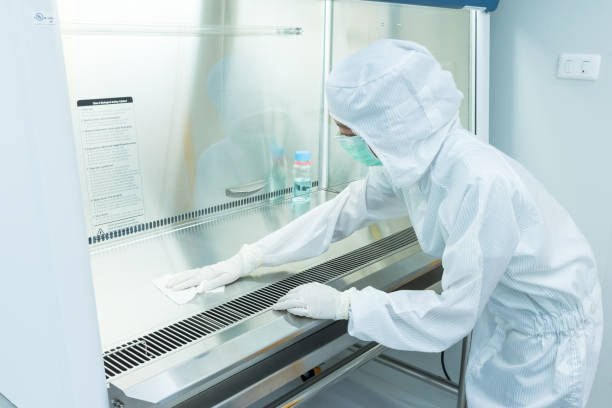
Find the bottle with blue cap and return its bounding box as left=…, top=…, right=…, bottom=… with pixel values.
left=293, top=150, right=312, bottom=202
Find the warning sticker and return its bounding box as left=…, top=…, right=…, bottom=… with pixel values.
left=77, top=97, right=145, bottom=236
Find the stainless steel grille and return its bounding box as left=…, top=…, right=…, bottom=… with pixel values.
left=103, top=227, right=417, bottom=380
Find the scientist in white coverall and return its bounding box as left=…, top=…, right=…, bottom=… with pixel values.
left=168, top=40, right=603, bottom=407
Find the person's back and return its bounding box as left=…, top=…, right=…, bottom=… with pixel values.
left=419, top=129, right=604, bottom=406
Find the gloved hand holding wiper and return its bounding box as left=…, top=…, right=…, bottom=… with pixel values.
left=165, top=244, right=263, bottom=293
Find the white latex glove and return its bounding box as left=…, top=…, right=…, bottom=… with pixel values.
left=272, top=282, right=354, bottom=320
left=166, top=244, right=262, bottom=293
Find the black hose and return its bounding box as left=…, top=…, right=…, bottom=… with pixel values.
left=441, top=351, right=452, bottom=382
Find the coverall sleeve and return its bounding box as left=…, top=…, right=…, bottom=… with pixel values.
left=348, top=177, right=520, bottom=352
left=255, top=168, right=408, bottom=267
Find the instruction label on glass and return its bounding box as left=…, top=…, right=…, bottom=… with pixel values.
left=77, top=97, right=145, bottom=236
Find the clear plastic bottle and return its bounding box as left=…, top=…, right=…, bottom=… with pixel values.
left=268, top=145, right=287, bottom=202
left=292, top=150, right=312, bottom=203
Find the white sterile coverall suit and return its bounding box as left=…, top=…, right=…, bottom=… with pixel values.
left=167, top=40, right=603, bottom=407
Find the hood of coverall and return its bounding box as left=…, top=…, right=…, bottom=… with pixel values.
left=325, top=39, right=464, bottom=188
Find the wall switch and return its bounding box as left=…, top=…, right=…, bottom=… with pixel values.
left=557, top=54, right=601, bottom=80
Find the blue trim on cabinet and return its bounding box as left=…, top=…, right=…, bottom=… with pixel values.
left=364, top=0, right=499, bottom=12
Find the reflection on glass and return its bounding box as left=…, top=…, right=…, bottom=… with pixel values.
left=194, top=56, right=293, bottom=206
left=291, top=200, right=311, bottom=218
left=59, top=0, right=325, bottom=238
left=268, top=145, right=287, bottom=201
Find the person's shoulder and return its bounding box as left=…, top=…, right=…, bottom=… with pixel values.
left=365, top=166, right=397, bottom=194
left=435, top=135, right=515, bottom=192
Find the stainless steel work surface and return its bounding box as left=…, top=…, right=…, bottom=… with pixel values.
left=106, top=241, right=438, bottom=407
left=91, top=190, right=442, bottom=406
left=91, top=190, right=409, bottom=351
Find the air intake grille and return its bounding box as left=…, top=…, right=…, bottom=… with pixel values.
left=103, top=227, right=417, bottom=380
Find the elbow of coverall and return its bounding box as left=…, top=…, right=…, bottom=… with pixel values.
left=426, top=321, right=476, bottom=353
left=423, top=293, right=481, bottom=352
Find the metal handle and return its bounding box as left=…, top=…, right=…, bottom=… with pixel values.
left=268, top=342, right=386, bottom=408
left=225, top=179, right=267, bottom=198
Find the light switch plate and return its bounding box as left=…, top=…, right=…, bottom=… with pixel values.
left=557, top=54, right=601, bottom=80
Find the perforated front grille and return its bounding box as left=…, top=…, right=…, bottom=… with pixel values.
left=103, top=227, right=417, bottom=380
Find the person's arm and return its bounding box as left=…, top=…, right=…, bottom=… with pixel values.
left=256, top=167, right=407, bottom=267
left=347, top=177, right=520, bottom=352
left=167, top=167, right=407, bottom=291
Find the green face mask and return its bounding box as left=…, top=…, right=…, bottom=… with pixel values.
left=336, top=133, right=382, bottom=167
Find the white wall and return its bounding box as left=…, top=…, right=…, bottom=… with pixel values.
left=490, top=1, right=612, bottom=406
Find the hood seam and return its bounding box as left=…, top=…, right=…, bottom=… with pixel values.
left=326, top=52, right=418, bottom=90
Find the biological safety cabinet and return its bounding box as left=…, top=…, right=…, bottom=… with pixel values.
left=0, top=0, right=493, bottom=407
